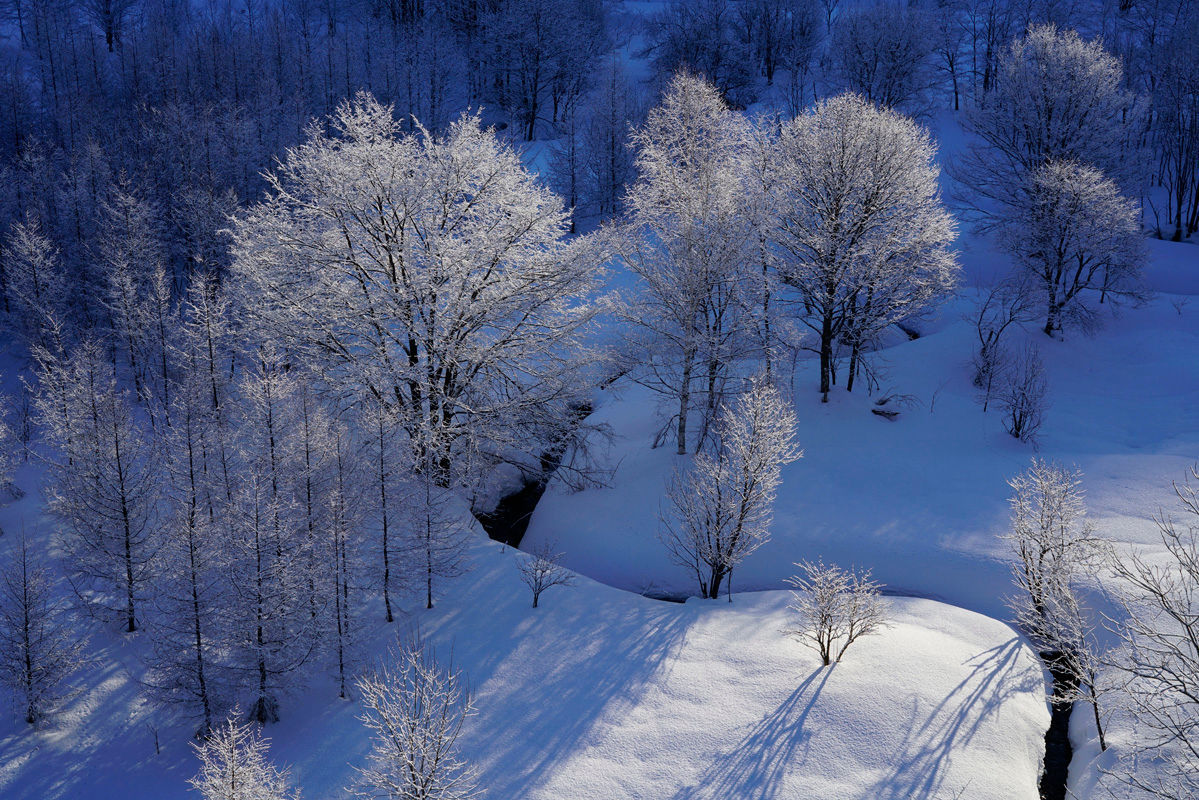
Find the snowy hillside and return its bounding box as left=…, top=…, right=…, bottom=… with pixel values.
left=0, top=531, right=1051, bottom=800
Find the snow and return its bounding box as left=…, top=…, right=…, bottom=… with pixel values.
left=526, top=287, right=1199, bottom=624
left=0, top=531, right=1050, bottom=799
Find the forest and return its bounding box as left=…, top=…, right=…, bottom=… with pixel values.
left=0, top=0, right=1196, bottom=798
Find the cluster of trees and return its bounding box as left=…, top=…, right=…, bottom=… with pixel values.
left=623, top=72, right=957, bottom=464
left=0, top=92, right=608, bottom=735
left=189, top=632, right=479, bottom=800
left=647, top=0, right=1199, bottom=241
left=0, top=0, right=634, bottom=334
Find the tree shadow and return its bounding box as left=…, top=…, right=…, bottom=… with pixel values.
left=868, top=636, right=1042, bottom=800
left=455, top=593, right=696, bottom=798
left=668, top=665, right=835, bottom=800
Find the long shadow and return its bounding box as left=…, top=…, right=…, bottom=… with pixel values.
left=869, top=636, right=1042, bottom=800
left=668, top=666, right=835, bottom=800
left=452, top=592, right=695, bottom=799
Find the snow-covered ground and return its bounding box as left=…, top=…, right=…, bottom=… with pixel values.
left=0, top=531, right=1050, bottom=799
left=526, top=247, right=1199, bottom=622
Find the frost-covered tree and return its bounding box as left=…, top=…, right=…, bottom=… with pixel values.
left=353, top=635, right=479, bottom=800
left=189, top=710, right=296, bottom=800
left=1005, top=459, right=1109, bottom=752
left=517, top=540, right=574, bottom=609
left=36, top=340, right=161, bottom=632
left=361, top=399, right=402, bottom=624
left=0, top=535, right=86, bottom=724
left=620, top=72, right=755, bottom=453
left=407, top=489, right=470, bottom=613
left=769, top=93, right=958, bottom=400
left=660, top=377, right=801, bottom=600
left=230, top=94, right=602, bottom=491
left=326, top=421, right=366, bottom=699
left=997, top=159, right=1145, bottom=336
left=97, top=183, right=168, bottom=408
left=0, top=388, right=16, bottom=494
left=953, top=23, right=1138, bottom=220
left=1109, top=466, right=1199, bottom=799
left=2, top=215, right=67, bottom=350
left=144, top=303, right=235, bottom=734
left=829, top=3, right=936, bottom=117
left=784, top=560, right=888, bottom=666
left=228, top=350, right=316, bottom=723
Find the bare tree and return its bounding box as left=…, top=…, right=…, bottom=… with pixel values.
left=1005, top=459, right=1109, bottom=754
left=969, top=280, right=1034, bottom=413
left=829, top=3, right=936, bottom=117
left=35, top=339, right=161, bottom=633
left=998, top=343, right=1047, bottom=443
left=0, top=535, right=87, bottom=724
left=660, top=377, right=801, bottom=600
left=1108, top=465, right=1199, bottom=799
left=784, top=560, right=888, bottom=666
left=189, top=709, right=297, bottom=800
left=517, top=541, right=575, bottom=609
left=353, top=634, right=479, bottom=800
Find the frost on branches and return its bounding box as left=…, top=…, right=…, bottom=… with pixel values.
left=660, top=377, right=801, bottom=600
left=189, top=710, right=296, bottom=800
left=1109, top=466, right=1199, bottom=799
left=1005, top=459, right=1109, bottom=750
left=997, top=159, right=1145, bottom=336
left=769, top=93, right=958, bottom=401
left=230, top=93, right=605, bottom=488
left=784, top=560, right=888, bottom=666
left=618, top=71, right=757, bottom=455
left=0, top=536, right=87, bottom=724
left=353, top=635, right=479, bottom=800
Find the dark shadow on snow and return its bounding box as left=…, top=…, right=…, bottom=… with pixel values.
left=668, top=665, right=834, bottom=799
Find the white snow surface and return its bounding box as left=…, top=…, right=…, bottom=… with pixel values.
left=0, top=532, right=1050, bottom=800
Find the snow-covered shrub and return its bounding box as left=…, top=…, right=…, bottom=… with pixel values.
left=353, top=635, right=478, bottom=800
left=189, top=709, right=296, bottom=800
left=517, top=541, right=575, bottom=609
left=784, top=560, right=888, bottom=666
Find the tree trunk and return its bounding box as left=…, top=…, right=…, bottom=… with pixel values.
left=677, top=351, right=694, bottom=455
left=819, top=315, right=834, bottom=402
